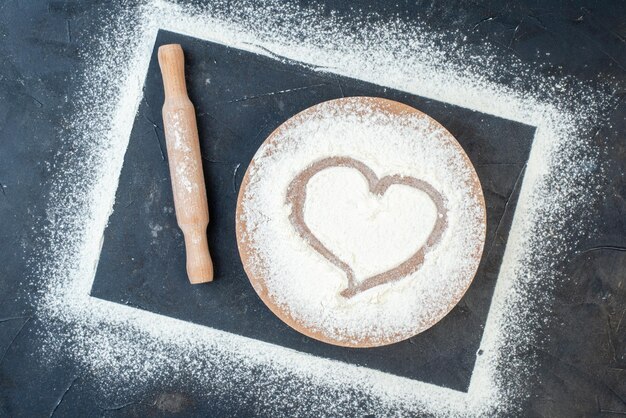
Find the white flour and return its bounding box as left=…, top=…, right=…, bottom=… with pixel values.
left=31, top=0, right=614, bottom=416
left=305, top=167, right=438, bottom=278
left=240, top=98, right=485, bottom=344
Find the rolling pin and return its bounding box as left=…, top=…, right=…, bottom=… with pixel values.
left=158, top=44, right=213, bottom=284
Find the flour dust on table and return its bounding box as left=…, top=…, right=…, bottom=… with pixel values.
left=237, top=97, right=486, bottom=347
left=33, top=0, right=616, bottom=415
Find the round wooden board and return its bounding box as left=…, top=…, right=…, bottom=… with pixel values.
left=236, top=97, right=486, bottom=348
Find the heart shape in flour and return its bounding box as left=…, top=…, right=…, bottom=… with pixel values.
left=286, top=156, right=448, bottom=298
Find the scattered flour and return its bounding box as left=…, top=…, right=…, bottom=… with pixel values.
left=149, top=222, right=163, bottom=238
left=239, top=98, right=485, bottom=345
left=30, top=0, right=615, bottom=416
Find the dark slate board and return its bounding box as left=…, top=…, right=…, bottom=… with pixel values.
left=90, top=30, right=534, bottom=392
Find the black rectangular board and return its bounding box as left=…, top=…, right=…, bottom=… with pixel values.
left=91, top=29, right=534, bottom=392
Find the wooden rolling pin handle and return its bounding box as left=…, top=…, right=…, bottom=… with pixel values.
left=158, top=44, right=187, bottom=98
left=181, top=224, right=213, bottom=285
left=158, top=44, right=214, bottom=284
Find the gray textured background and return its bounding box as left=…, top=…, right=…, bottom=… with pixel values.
left=0, top=1, right=624, bottom=416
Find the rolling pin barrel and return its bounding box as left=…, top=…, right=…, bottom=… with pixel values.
left=158, top=44, right=213, bottom=284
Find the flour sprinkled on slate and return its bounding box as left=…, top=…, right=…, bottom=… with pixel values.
left=31, top=0, right=615, bottom=416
